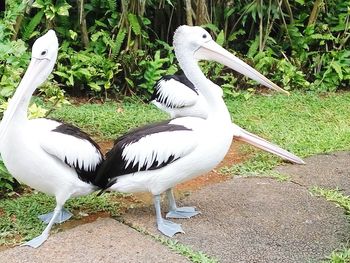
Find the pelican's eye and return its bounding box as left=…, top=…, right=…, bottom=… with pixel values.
left=202, top=34, right=207, bottom=39
left=41, top=50, right=47, bottom=56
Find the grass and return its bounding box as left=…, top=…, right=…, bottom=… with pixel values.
left=311, top=187, right=350, bottom=263
left=0, top=191, right=122, bottom=245
left=49, top=99, right=167, bottom=140
left=223, top=91, right=350, bottom=174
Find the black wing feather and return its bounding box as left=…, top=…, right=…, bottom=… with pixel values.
left=149, top=74, right=198, bottom=108
left=94, top=120, right=191, bottom=189
left=52, top=121, right=104, bottom=186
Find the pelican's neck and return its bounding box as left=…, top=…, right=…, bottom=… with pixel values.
left=5, top=76, right=38, bottom=123
left=176, top=52, right=230, bottom=120
left=0, top=68, right=41, bottom=147
left=11, top=87, right=34, bottom=121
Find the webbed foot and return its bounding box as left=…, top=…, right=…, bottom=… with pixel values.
left=166, top=206, right=200, bottom=219
left=38, top=208, right=72, bottom=224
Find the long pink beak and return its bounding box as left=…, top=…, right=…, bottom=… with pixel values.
left=232, top=123, right=305, bottom=164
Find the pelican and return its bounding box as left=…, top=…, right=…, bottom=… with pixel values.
left=0, top=31, right=104, bottom=248
left=150, top=74, right=304, bottom=164
left=95, top=25, right=293, bottom=237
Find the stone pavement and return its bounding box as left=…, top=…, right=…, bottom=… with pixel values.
left=1, top=152, right=350, bottom=263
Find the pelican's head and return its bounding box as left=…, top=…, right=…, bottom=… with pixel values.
left=29, top=30, right=58, bottom=86
left=173, top=25, right=214, bottom=56
left=173, top=25, right=288, bottom=94
left=0, top=30, right=58, bottom=149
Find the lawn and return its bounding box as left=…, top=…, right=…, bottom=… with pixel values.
left=1, top=91, right=350, bottom=262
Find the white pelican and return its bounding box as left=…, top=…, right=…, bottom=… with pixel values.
left=95, top=25, right=293, bottom=237
left=150, top=74, right=304, bottom=164
left=0, top=31, right=104, bottom=248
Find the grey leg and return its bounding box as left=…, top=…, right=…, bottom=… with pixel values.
left=22, top=194, right=70, bottom=248
left=153, top=194, right=184, bottom=237
left=166, top=188, right=200, bottom=219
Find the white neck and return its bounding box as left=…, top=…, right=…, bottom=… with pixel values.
left=176, top=51, right=231, bottom=121
left=0, top=61, right=43, bottom=148
left=5, top=72, right=39, bottom=123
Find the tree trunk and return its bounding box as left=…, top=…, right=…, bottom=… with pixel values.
left=195, top=0, right=210, bottom=25
left=184, top=0, right=193, bottom=26
left=308, top=0, right=323, bottom=26
left=282, top=0, right=293, bottom=23
left=77, top=0, right=89, bottom=48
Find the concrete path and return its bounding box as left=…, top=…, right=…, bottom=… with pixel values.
left=1, top=152, right=350, bottom=263
left=0, top=218, right=189, bottom=263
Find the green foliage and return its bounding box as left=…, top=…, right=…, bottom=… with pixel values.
left=323, top=247, right=350, bottom=263
left=4, top=0, right=349, bottom=97
left=0, top=156, right=15, bottom=194
left=21, top=10, right=44, bottom=41
left=31, top=0, right=71, bottom=21
left=54, top=46, right=121, bottom=94
left=138, top=50, right=177, bottom=93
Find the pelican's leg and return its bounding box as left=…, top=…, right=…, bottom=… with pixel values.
left=23, top=195, right=69, bottom=248
left=38, top=207, right=72, bottom=224
left=153, top=194, right=184, bottom=237
left=165, top=188, right=200, bottom=219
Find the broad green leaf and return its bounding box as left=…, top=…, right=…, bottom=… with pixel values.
left=331, top=61, right=343, bottom=80
left=88, top=83, right=102, bottom=91
left=201, top=23, right=219, bottom=33
left=32, top=0, right=44, bottom=8
left=69, top=30, right=77, bottom=40
left=125, top=78, right=135, bottom=88
left=216, top=30, right=225, bottom=46
left=68, top=75, right=74, bottom=86
left=56, top=2, right=71, bottom=16
left=128, top=13, right=141, bottom=36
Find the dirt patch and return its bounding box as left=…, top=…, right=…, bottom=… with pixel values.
left=97, top=140, right=114, bottom=154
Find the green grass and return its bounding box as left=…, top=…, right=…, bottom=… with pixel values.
left=49, top=99, right=167, bottom=140
left=311, top=187, right=350, bottom=263
left=224, top=91, right=350, bottom=174
left=0, top=192, right=121, bottom=245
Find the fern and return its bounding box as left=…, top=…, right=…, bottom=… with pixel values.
left=106, top=0, right=117, bottom=11
left=22, top=10, right=44, bottom=41
left=127, top=13, right=141, bottom=36
left=113, top=28, right=126, bottom=56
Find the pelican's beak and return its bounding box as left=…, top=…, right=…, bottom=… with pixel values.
left=194, top=40, right=289, bottom=95
left=231, top=123, right=305, bottom=164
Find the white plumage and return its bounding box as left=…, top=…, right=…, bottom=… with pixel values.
left=150, top=75, right=208, bottom=119
left=0, top=31, right=103, bottom=248
left=31, top=118, right=102, bottom=172
left=96, top=25, right=292, bottom=237
left=150, top=74, right=305, bottom=164
left=122, top=126, right=196, bottom=171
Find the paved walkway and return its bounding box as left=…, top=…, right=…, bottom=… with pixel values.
left=1, top=152, right=350, bottom=263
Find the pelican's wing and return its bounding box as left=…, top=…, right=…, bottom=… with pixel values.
left=150, top=75, right=199, bottom=108
left=95, top=119, right=199, bottom=188
left=30, top=118, right=104, bottom=183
